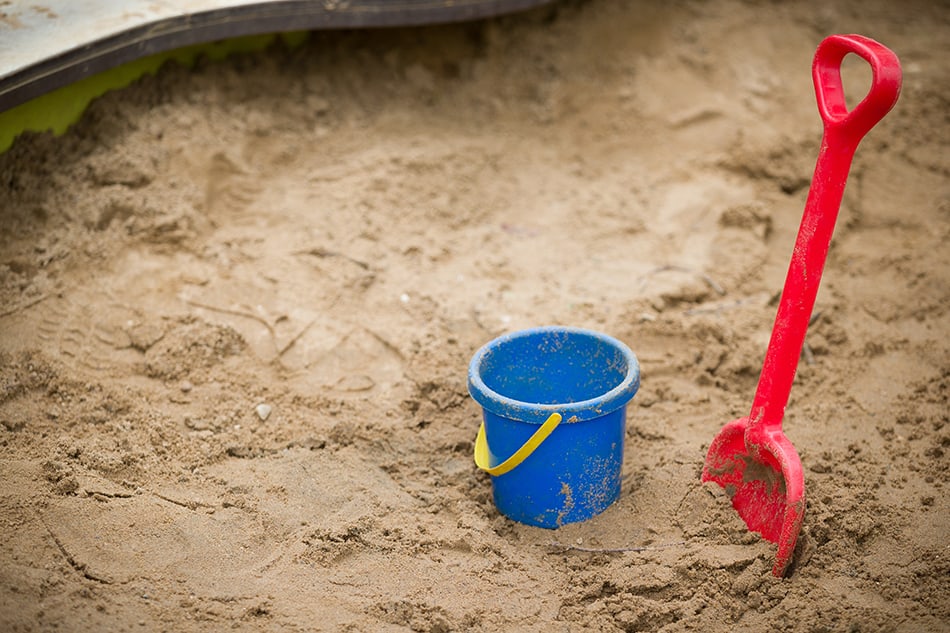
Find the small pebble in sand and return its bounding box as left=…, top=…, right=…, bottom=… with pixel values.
left=179, top=380, right=193, bottom=393
left=255, top=404, right=272, bottom=421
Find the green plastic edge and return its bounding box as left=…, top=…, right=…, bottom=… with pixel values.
left=0, top=30, right=308, bottom=155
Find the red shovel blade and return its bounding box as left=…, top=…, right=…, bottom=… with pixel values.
left=702, top=417, right=805, bottom=577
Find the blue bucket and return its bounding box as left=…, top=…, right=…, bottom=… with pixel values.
left=468, top=326, right=640, bottom=528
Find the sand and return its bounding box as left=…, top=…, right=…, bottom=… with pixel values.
left=0, top=0, right=947, bottom=631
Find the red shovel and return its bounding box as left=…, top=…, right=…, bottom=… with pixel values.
left=701, top=35, right=901, bottom=577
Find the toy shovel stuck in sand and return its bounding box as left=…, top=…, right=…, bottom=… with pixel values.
left=702, top=35, right=901, bottom=577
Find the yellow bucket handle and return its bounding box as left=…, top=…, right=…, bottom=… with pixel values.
left=474, top=412, right=563, bottom=476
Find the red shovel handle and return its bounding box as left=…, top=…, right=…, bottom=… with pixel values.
left=746, top=36, right=901, bottom=441
left=813, top=35, right=902, bottom=144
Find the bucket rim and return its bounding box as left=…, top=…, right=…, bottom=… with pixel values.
left=467, top=326, right=640, bottom=424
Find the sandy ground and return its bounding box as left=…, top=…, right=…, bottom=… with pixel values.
left=0, top=1, right=948, bottom=631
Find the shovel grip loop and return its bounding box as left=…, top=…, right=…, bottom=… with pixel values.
left=813, top=34, right=902, bottom=143
left=474, top=412, right=562, bottom=477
